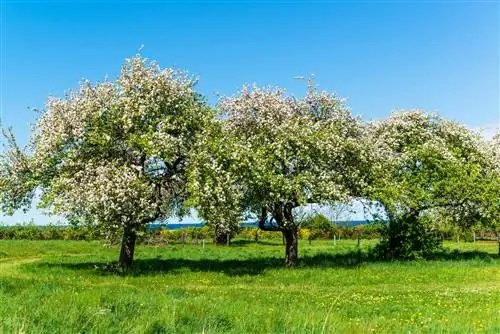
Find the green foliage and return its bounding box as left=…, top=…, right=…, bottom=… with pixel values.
left=186, top=120, right=243, bottom=242
left=0, top=224, right=101, bottom=241
left=301, top=213, right=331, bottom=230
left=374, top=214, right=442, bottom=259
left=367, top=111, right=498, bottom=258
left=300, top=214, right=333, bottom=240
left=0, top=224, right=383, bottom=243
left=235, top=227, right=282, bottom=241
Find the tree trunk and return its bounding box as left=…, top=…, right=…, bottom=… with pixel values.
left=497, top=235, right=500, bottom=257
left=119, top=226, right=137, bottom=269
left=283, top=228, right=298, bottom=266
left=214, top=231, right=229, bottom=245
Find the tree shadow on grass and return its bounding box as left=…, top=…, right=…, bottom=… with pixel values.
left=425, top=249, right=497, bottom=261
left=33, top=247, right=497, bottom=277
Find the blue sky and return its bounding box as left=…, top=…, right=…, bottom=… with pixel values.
left=1, top=0, right=499, bottom=224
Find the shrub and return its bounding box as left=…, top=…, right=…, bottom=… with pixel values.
left=374, top=214, right=441, bottom=259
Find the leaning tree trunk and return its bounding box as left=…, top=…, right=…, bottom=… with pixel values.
left=283, top=228, right=298, bottom=266
left=119, top=226, right=137, bottom=269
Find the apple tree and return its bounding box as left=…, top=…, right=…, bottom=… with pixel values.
left=218, top=85, right=369, bottom=265
left=0, top=55, right=212, bottom=268
left=368, top=110, right=495, bottom=258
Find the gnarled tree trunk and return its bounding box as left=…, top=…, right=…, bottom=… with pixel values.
left=283, top=228, right=298, bottom=266
left=259, top=203, right=300, bottom=266
left=119, top=226, right=137, bottom=269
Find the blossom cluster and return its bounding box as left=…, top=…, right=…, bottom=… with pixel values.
left=367, top=110, right=499, bottom=229
left=214, top=85, right=370, bottom=228
left=1, top=56, right=498, bottom=242
left=2, top=55, right=211, bottom=233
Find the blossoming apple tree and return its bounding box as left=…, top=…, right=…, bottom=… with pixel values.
left=217, top=85, right=370, bottom=265
left=367, top=110, right=497, bottom=258
left=0, top=55, right=212, bottom=268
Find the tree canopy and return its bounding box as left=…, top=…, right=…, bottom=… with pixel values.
left=367, top=110, right=498, bottom=257
left=213, top=84, right=370, bottom=265
left=0, top=55, right=213, bottom=267
left=1, top=56, right=498, bottom=267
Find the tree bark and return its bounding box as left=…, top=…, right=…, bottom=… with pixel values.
left=119, top=226, right=137, bottom=269
left=214, top=232, right=229, bottom=245
left=214, top=225, right=231, bottom=245
left=497, top=235, right=500, bottom=257
left=283, top=228, right=298, bottom=266
left=259, top=203, right=300, bottom=266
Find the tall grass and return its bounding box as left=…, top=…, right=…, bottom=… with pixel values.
left=1, top=239, right=498, bottom=333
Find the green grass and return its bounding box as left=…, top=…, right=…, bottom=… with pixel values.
left=0, top=239, right=498, bottom=333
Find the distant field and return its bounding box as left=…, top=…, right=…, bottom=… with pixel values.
left=0, top=239, right=498, bottom=333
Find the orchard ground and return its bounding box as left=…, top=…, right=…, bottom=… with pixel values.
left=0, top=239, right=498, bottom=333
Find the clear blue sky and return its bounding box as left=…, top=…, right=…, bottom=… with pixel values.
left=1, top=0, right=499, bottom=224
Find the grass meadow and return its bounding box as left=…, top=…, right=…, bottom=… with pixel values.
left=0, top=238, right=498, bottom=333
